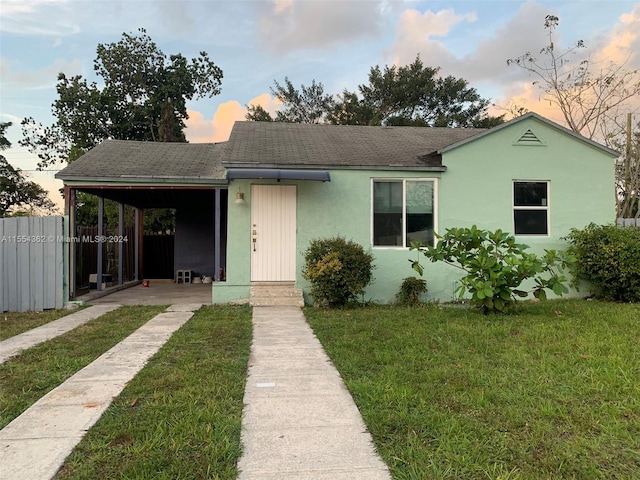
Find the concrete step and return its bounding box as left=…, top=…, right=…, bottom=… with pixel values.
left=250, top=283, right=304, bottom=307
left=250, top=296, right=305, bottom=307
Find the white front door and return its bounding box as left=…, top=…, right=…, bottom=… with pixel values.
left=251, top=185, right=297, bottom=282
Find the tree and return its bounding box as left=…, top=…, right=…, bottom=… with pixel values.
left=1, top=122, right=56, bottom=217
left=329, top=56, right=504, bottom=127
left=246, top=77, right=334, bottom=123
left=247, top=56, right=503, bottom=128
left=21, top=28, right=223, bottom=168
left=410, top=226, right=574, bottom=314
left=507, top=15, right=640, bottom=140
left=612, top=116, right=640, bottom=218
left=507, top=15, right=640, bottom=218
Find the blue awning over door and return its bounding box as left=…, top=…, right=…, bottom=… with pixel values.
left=226, top=169, right=330, bottom=182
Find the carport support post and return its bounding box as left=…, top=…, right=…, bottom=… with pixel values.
left=134, top=208, right=140, bottom=281
left=97, top=196, right=104, bottom=292
left=64, top=186, right=76, bottom=299
left=118, top=202, right=124, bottom=285
left=214, top=188, right=221, bottom=281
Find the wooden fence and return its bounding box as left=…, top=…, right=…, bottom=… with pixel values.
left=0, top=216, right=64, bottom=312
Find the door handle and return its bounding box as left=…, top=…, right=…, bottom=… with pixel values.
left=252, top=228, right=257, bottom=251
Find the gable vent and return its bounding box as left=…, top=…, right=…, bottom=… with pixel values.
left=516, top=129, right=544, bottom=145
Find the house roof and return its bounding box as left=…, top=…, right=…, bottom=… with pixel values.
left=222, top=121, right=486, bottom=170
left=55, top=139, right=227, bottom=184
left=58, top=113, right=616, bottom=187
left=439, top=112, right=620, bottom=157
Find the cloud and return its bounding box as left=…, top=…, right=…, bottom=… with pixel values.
left=273, top=0, right=294, bottom=14
left=385, top=8, right=477, bottom=68
left=184, top=94, right=283, bottom=143
left=593, top=4, right=640, bottom=68
left=257, top=0, right=384, bottom=54
left=156, top=0, right=195, bottom=36
left=458, top=3, right=552, bottom=84
left=247, top=93, right=282, bottom=117
left=383, top=1, right=639, bottom=131
left=184, top=102, right=246, bottom=143
left=0, top=58, right=83, bottom=89
left=386, top=3, right=551, bottom=85
left=0, top=0, right=68, bottom=16
left=0, top=0, right=80, bottom=36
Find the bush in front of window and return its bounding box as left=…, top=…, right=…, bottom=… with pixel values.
left=396, top=277, right=428, bottom=306
left=303, top=237, right=375, bottom=307
left=410, top=226, right=575, bottom=314
left=565, top=223, right=640, bottom=302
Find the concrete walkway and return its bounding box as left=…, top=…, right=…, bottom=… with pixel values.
left=0, top=304, right=199, bottom=480
left=237, top=306, right=391, bottom=480
left=0, top=304, right=120, bottom=364
left=87, top=282, right=213, bottom=306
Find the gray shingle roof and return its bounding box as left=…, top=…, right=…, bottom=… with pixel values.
left=56, top=140, right=226, bottom=182
left=222, top=121, right=486, bottom=169
left=56, top=122, right=489, bottom=183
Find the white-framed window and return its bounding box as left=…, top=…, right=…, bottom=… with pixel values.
left=372, top=178, right=437, bottom=247
left=513, top=181, right=549, bottom=235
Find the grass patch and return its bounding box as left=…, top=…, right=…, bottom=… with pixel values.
left=304, top=299, right=640, bottom=479
left=0, top=305, right=166, bottom=429
left=1, top=307, right=86, bottom=340
left=55, top=305, right=252, bottom=480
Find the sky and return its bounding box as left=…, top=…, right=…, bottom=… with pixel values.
left=1, top=0, right=639, bottom=211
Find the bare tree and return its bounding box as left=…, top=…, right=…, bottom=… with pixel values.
left=508, top=15, right=640, bottom=217
left=613, top=115, right=640, bottom=219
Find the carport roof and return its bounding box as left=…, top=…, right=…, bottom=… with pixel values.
left=56, top=140, right=227, bottom=184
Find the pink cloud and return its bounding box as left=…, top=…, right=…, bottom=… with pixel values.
left=184, top=94, right=283, bottom=143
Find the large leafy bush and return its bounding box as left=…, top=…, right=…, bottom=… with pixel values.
left=565, top=223, right=640, bottom=302
left=410, top=226, right=574, bottom=314
left=303, top=237, right=375, bottom=307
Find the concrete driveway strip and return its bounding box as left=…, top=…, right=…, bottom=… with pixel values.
left=0, top=307, right=198, bottom=480
left=237, top=306, right=391, bottom=480
left=0, top=304, right=121, bottom=364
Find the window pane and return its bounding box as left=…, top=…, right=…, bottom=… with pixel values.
left=514, top=209, right=548, bottom=235
left=406, top=181, right=434, bottom=246
left=514, top=182, right=547, bottom=206
left=374, top=182, right=402, bottom=246
left=374, top=181, right=402, bottom=213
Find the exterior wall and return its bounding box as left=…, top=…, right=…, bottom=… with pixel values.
left=434, top=116, right=616, bottom=300
left=214, top=117, right=616, bottom=305
left=213, top=180, right=252, bottom=303
left=214, top=172, right=445, bottom=304
left=174, top=190, right=225, bottom=280
left=296, top=169, right=444, bottom=304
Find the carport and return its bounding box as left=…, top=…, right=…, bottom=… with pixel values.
left=55, top=140, right=228, bottom=300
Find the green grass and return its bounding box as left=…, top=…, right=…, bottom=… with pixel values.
left=55, top=305, right=252, bottom=480
left=0, top=305, right=166, bottom=429
left=304, top=300, right=640, bottom=480
left=1, top=307, right=86, bottom=340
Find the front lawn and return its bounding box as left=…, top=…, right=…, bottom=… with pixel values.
left=0, top=305, right=166, bottom=429
left=305, top=300, right=640, bottom=480
left=1, top=307, right=85, bottom=340
left=55, top=305, right=252, bottom=480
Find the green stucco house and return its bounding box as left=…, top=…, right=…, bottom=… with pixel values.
left=56, top=112, right=618, bottom=305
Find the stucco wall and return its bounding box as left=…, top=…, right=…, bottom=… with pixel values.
left=214, top=117, right=616, bottom=305
left=174, top=190, right=223, bottom=280
left=433, top=117, right=616, bottom=300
